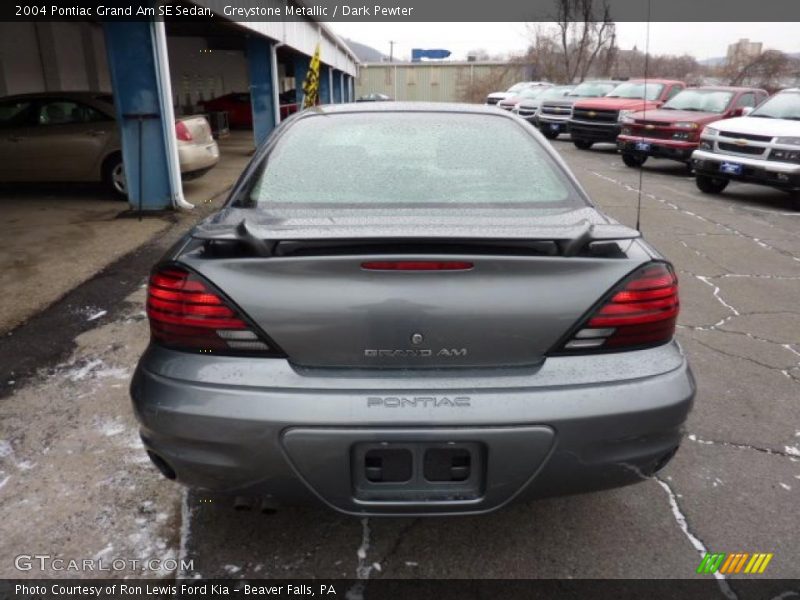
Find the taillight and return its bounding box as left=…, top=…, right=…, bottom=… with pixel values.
left=557, top=262, right=679, bottom=352
left=147, top=266, right=278, bottom=355
left=175, top=121, right=193, bottom=142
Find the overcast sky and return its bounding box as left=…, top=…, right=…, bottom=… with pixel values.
left=327, top=22, right=800, bottom=62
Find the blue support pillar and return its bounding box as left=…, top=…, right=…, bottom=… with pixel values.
left=294, top=54, right=310, bottom=108
left=247, top=36, right=276, bottom=147
left=319, top=64, right=331, bottom=104
left=332, top=71, right=343, bottom=103
left=103, top=21, right=174, bottom=211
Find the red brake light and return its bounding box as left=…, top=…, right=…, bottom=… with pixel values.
left=147, top=266, right=277, bottom=355
left=361, top=261, right=474, bottom=271
left=175, top=121, right=193, bottom=142
left=558, top=262, right=679, bottom=352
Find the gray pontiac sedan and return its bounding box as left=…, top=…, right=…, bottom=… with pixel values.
left=131, top=102, right=695, bottom=516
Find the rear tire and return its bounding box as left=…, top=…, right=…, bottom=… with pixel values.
left=573, top=139, right=593, bottom=150
left=622, top=153, right=648, bottom=168
left=541, top=128, right=559, bottom=140
left=102, top=153, right=127, bottom=200
left=695, top=174, right=729, bottom=195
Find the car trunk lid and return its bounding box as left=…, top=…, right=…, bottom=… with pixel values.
left=176, top=208, right=645, bottom=368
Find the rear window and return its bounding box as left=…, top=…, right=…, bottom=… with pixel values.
left=242, top=112, right=579, bottom=208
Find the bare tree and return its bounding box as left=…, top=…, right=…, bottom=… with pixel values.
left=724, top=49, right=793, bottom=91
left=456, top=62, right=525, bottom=103
left=553, top=0, right=616, bottom=82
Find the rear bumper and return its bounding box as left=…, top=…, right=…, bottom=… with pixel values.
left=177, top=141, right=219, bottom=174
left=617, top=136, right=696, bottom=161
left=569, top=120, right=621, bottom=143
left=131, top=343, right=695, bottom=516
left=692, top=150, right=800, bottom=190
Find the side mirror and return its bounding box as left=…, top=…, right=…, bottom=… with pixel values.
left=741, top=106, right=754, bottom=116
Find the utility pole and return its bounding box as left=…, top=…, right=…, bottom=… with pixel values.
left=389, top=41, right=395, bottom=62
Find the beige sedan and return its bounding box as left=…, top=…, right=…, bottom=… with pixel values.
left=0, top=91, right=219, bottom=197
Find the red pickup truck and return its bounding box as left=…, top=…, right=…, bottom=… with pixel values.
left=568, top=79, right=686, bottom=149
left=616, top=86, right=769, bottom=168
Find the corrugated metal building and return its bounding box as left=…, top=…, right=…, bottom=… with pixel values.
left=356, top=61, right=532, bottom=103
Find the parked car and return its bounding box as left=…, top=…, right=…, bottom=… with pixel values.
left=617, top=87, right=768, bottom=168
left=536, top=80, right=622, bottom=139
left=496, top=84, right=553, bottom=111
left=513, top=85, right=575, bottom=123
left=357, top=93, right=392, bottom=102
left=496, top=85, right=553, bottom=110
left=569, top=79, right=686, bottom=149
left=131, top=102, right=694, bottom=516
left=485, top=81, right=550, bottom=106
left=198, top=91, right=299, bottom=127
left=691, top=88, right=800, bottom=205
left=569, top=79, right=686, bottom=150
left=0, top=92, right=218, bottom=197
left=198, top=93, right=251, bottom=128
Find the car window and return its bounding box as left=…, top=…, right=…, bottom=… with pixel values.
left=568, top=82, right=618, bottom=97
left=36, top=100, right=110, bottom=126
left=665, top=86, right=683, bottom=101
left=518, top=87, right=549, bottom=99
left=750, top=92, right=800, bottom=120
left=606, top=82, right=665, bottom=100
left=244, top=112, right=580, bottom=208
left=662, top=90, right=734, bottom=113
left=734, top=93, right=756, bottom=108
left=0, top=100, right=34, bottom=128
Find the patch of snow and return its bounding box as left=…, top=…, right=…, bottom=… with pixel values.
left=0, top=475, right=10, bottom=491
left=87, top=309, right=108, bottom=322
left=65, top=359, right=104, bottom=382
left=404, top=561, right=418, bottom=567
left=98, top=419, right=126, bottom=437
left=177, top=489, right=193, bottom=579
left=223, top=565, right=241, bottom=574
left=0, top=440, right=14, bottom=458
left=785, top=446, right=800, bottom=457
left=93, top=544, right=114, bottom=560
left=779, top=483, right=791, bottom=491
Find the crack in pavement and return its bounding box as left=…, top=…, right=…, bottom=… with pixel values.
left=654, top=475, right=738, bottom=600
left=589, top=171, right=800, bottom=263
left=687, top=336, right=800, bottom=383
left=373, top=518, right=420, bottom=576
left=686, top=434, right=800, bottom=460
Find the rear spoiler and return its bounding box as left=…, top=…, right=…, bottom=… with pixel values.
left=192, top=218, right=641, bottom=258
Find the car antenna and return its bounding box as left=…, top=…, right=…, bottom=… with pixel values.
left=635, top=0, right=652, bottom=232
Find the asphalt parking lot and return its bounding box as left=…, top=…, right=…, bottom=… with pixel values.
left=0, top=136, right=798, bottom=594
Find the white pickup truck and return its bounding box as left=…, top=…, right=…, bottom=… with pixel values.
left=691, top=88, right=800, bottom=207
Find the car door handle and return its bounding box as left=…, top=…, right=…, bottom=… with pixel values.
left=87, top=130, right=107, bottom=137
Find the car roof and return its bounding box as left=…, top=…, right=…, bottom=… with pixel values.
left=303, top=101, right=522, bottom=116
left=625, top=79, right=685, bottom=84
left=690, top=85, right=767, bottom=93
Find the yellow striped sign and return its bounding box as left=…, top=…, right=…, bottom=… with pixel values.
left=302, top=43, right=321, bottom=109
